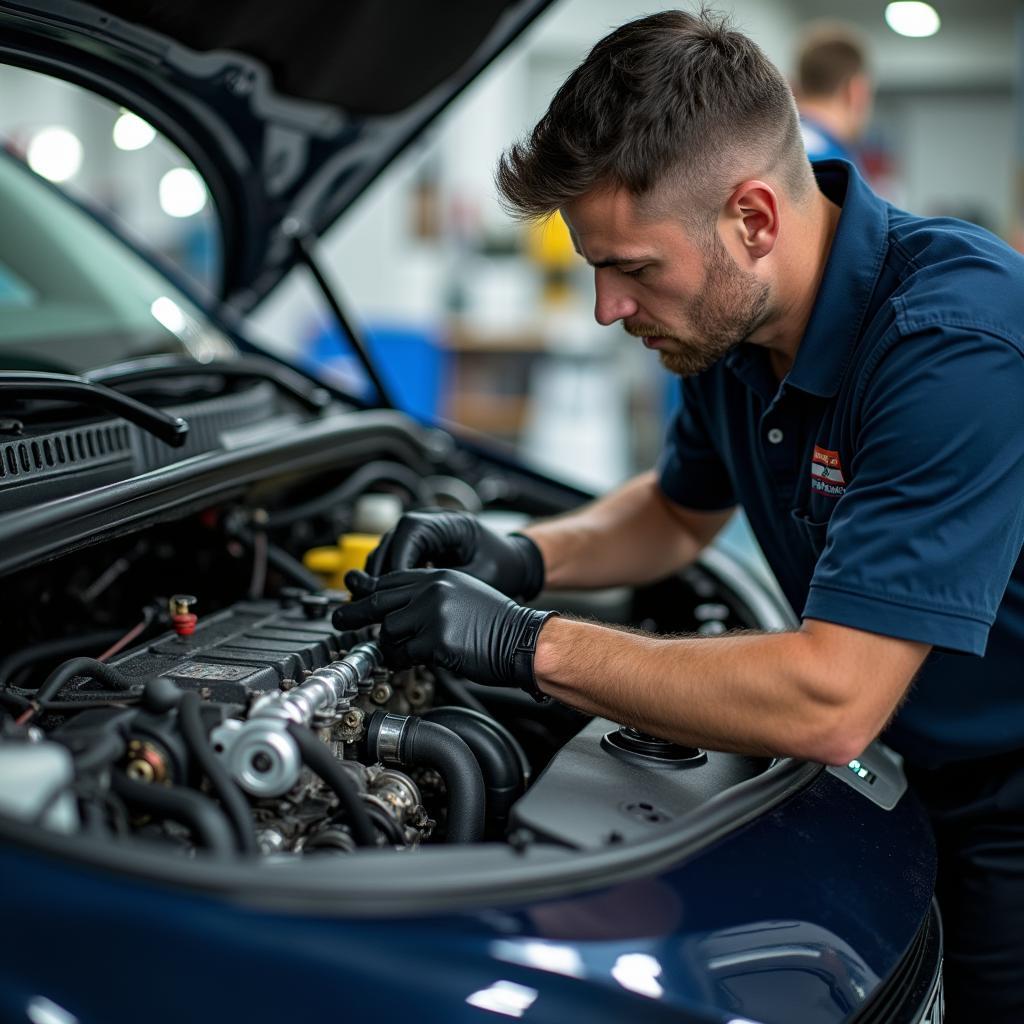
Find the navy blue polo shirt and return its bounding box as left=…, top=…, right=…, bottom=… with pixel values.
left=658, top=161, right=1024, bottom=768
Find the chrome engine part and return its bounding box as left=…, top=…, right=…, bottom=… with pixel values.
left=211, top=642, right=382, bottom=798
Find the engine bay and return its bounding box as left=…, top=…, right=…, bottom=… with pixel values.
left=0, top=411, right=784, bottom=865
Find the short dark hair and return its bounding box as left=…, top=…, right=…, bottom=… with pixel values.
left=795, top=24, right=868, bottom=99
left=496, top=8, right=813, bottom=227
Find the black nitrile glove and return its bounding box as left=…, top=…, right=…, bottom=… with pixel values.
left=365, top=510, right=545, bottom=601
left=333, top=568, right=556, bottom=700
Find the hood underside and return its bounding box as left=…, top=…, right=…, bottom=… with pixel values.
left=0, top=0, right=554, bottom=308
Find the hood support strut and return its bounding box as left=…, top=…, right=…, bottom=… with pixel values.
left=291, top=233, right=395, bottom=410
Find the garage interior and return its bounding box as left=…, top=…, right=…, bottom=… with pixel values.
left=0, top=0, right=1017, bottom=502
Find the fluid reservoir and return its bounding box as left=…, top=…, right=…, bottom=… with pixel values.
left=352, top=493, right=403, bottom=534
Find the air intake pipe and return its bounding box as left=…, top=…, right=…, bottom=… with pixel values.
left=365, top=712, right=485, bottom=843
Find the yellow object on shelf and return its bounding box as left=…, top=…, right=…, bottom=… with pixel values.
left=526, top=212, right=578, bottom=306
left=303, top=533, right=380, bottom=590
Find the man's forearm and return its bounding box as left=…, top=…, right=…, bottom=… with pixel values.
left=523, top=471, right=732, bottom=590
left=533, top=616, right=927, bottom=764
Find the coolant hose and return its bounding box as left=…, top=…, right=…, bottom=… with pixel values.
left=112, top=773, right=235, bottom=856
left=422, top=707, right=526, bottom=833
left=265, top=460, right=431, bottom=528
left=367, top=713, right=485, bottom=843
left=177, top=692, right=258, bottom=856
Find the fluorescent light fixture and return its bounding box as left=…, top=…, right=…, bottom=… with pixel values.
left=158, top=167, right=208, bottom=218
left=885, top=2, right=941, bottom=37
left=113, top=110, right=156, bottom=151
left=465, top=980, right=538, bottom=1018
left=26, top=127, right=83, bottom=183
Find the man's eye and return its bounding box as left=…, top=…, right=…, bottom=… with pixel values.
left=620, top=265, right=648, bottom=278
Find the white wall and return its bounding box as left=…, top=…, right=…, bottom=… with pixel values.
left=265, top=0, right=802, bottom=335
left=875, top=92, right=1017, bottom=234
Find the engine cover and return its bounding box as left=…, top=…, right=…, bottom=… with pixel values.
left=107, top=598, right=349, bottom=703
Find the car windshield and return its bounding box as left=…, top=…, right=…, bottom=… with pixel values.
left=0, top=152, right=234, bottom=374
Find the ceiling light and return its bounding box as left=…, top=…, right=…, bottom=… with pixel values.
left=158, top=167, right=208, bottom=218
left=112, top=110, right=156, bottom=151
left=885, top=2, right=941, bottom=37
left=26, top=127, right=83, bottom=182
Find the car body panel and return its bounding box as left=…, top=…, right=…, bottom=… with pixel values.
left=0, top=771, right=934, bottom=1024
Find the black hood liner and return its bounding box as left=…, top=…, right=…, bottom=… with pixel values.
left=100, top=0, right=520, bottom=116
left=0, top=0, right=554, bottom=307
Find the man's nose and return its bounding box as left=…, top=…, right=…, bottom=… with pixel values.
left=594, top=271, right=638, bottom=326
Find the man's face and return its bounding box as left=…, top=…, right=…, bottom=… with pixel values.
left=561, top=187, right=771, bottom=377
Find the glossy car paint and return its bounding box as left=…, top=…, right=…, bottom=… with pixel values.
left=0, top=770, right=934, bottom=1024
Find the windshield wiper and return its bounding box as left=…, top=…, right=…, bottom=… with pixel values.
left=0, top=372, right=189, bottom=448
left=86, top=354, right=330, bottom=414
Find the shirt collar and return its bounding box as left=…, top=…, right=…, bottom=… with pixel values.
left=783, top=160, right=890, bottom=398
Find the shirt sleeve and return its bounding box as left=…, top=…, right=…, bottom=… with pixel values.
left=803, top=325, right=1024, bottom=655
left=656, top=377, right=737, bottom=511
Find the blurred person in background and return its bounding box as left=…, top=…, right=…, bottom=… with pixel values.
left=793, top=23, right=872, bottom=166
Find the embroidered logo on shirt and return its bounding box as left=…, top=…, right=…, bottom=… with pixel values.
left=810, top=445, right=846, bottom=498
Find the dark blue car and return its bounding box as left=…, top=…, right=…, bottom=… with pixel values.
left=0, top=3, right=942, bottom=1022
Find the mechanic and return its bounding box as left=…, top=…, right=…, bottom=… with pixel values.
left=335, top=10, right=1024, bottom=1020
left=793, top=23, right=873, bottom=167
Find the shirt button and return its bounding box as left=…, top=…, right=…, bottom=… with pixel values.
left=767, top=428, right=784, bottom=445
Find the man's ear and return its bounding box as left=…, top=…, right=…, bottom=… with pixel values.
left=723, top=180, right=779, bottom=259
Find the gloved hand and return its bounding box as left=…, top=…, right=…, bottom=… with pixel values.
left=333, top=568, right=556, bottom=700
left=366, top=510, right=545, bottom=601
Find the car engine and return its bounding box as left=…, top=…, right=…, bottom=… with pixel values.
left=1, top=582, right=541, bottom=855
left=0, top=428, right=779, bottom=863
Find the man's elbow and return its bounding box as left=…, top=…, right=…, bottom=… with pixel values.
left=803, top=719, right=880, bottom=767
left=792, top=670, right=895, bottom=766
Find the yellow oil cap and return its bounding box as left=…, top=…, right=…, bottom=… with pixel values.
left=303, top=533, right=380, bottom=590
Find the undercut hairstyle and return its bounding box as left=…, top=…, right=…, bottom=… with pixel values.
left=795, top=23, right=868, bottom=99
left=496, top=8, right=814, bottom=233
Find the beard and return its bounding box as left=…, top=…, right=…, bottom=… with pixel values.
left=625, top=240, right=771, bottom=377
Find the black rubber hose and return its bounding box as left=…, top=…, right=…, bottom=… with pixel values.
left=111, top=774, right=235, bottom=856
left=71, top=732, right=126, bottom=774
left=0, top=630, right=123, bottom=687
left=39, top=696, right=142, bottom=713
left=0, top=691, right=31, bottom=713
left=433, top=668, right=491, bottom=717
left=360, top=802, right=405, bottom=846
left=422, top=707, right=526, bottom=833
left=30, top=658, right=138, bottom=706
left=177, top=692, right=258, bottom=856
left=286, top=722, right=378, bottom=847
left=231, top=525, right=324, bottom=591
left=427, top=689, right=531, bottom=786
left=401, top=718, right=486, bottom=843
left=266, top=460, right=430, bottom=529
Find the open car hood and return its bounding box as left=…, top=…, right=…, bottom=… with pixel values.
left=0, top=0, right=554, bottom=309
